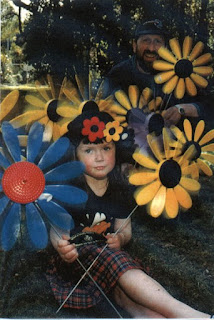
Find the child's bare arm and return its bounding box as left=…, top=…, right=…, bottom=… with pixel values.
left=106, top=218, right=132, bottom=249
left=50, top=227, right=78, bottom=263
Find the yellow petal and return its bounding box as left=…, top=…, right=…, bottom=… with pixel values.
left=57, top=105, right=79, bottom=118
left=141, top=87, right=152, bottom=103
left=179, top=176, right=200, bottom=192
left=189, top=41, right=204, bottom=61
left=182, top=36, right=193, bottom=59
left=196, top=158, right=213, bottom=176
left=169, top=38, right=182, bottom=60
left=133, top=150, right=158, bottom=169
left=199, top=129, right=214, bottom=145
left=174, top=184, right=192, bottom=209
left=193, top=66, right=213, bottom=77
left=114, top=115, right=127, bottom=126
left=154, top=70, right=175, bottom=84
left=200, top=153, right=214, bottom=164
left=174, top=78, right=185, bottom=99
left=162, top=75, right=179, bottom=94
left=60, top=121, right=70, bottom=136
left=192, top=53, right=212, bottom=66
left=147, top=135, right=164, bottom=161
left=25, top=95, right=45, bottom=108
left=148, top=97, right=162, bottom=111
left=115, top=90, right=132, bottom=110
left=153, top=60, right=174, bottom=71
left=35, top=80, right=51, bottom=101
left=185, top=77, right=197, bottom=96
left=47, top=74, right=56, bottom=99
left=190, top=73, right=208, bottom=88
left=10, top=111, right=45, bottom=128
left=18, top=135, right=28, bottom=147
left=52, top=123, right=62, bottom=141
left=194, top=120, right=205, bottom=142
left=183, top=119, right=192, bottom=141
left=163, top=127, right=171, bottom=159
left=63, top=87, right=81, bottom=105
left=43, top=121, right=53, bottom=142
left=110, top=103, right=128, bottom=116
left=0, top=90, right=19, bottom=121
left=182, top=162, right=199, bottom=180
left=75, top=74, right=86, bottom=100
left=178, top=144, right=197, bottom=163
left=201, top=143, right=214, bottom=152
left=129, top=170, right=158, bottom=185
left=170, top=125, right=186, bottom=144
left=134, top=180, right=161, bottom=206
left=149, top=185, right=166, bottom=218
left=158, top=46, right=177, bottom=64
left=59, top=77, right=68, bottom=99
left=165, top=188, right=179, bottom=218
left=128, top=85, right=139, bottom=108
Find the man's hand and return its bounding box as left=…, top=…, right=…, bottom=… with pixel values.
left=57, top=235, right=78, bottom=263
left=162, top=106, right=181, bottom=125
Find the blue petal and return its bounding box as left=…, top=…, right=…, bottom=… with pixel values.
left=45, top=161, right=85, bottom=182
left=25, top=203, right=48, bottom=249
left=0, top=196, right=10, bottom=217
left=1, top=122, right=21, bottom=162
left=27, top=122, right=44, bottom=163
left=0, top=150, right=11, bottom=169
left=44, top=185, right=88, bottom=205
left=1, top=202, right=21, bottom=251
left=37, top=199, right=74, bottom=230
left=38, top=137, right=70, bottom=171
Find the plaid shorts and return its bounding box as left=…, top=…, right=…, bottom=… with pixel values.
left=46, top=244, right=141, bottom=309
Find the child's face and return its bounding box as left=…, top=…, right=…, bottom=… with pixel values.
left=76, top=140, right=116, bottom=180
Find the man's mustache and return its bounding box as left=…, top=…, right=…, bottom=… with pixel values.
left=143, top=50, right=158, bottom=56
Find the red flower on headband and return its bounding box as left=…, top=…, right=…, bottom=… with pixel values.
left=82, top=117, right=105, bottom=142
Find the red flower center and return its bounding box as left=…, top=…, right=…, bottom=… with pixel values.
left=2, top=162, right=45, bottom=204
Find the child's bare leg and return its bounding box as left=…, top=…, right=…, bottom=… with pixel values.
left=118, top=269, right=210, bottom=318
left=114, top=285, right=165, bottom=318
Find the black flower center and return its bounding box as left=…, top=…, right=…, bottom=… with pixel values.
left=91, top=125, right=99, bottom=132
left=109, top=128, right=116, bottom=135
left=47, top=99, right=61, bottom=122
left=159, top=159, right=181, bottom=188
left=148, top=113, right=164, bottom=136
left=174, top=59, right=193, bottom=78
left=182, top=141, right=201, bottom=160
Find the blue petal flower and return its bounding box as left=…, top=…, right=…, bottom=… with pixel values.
left=0, top=121, right=87, bottom=251
left=1, top=202, right=21, bottom=251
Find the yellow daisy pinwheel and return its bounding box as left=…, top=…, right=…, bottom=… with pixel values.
left=109, top=85, right=163, bottom=127
left=129, top=128, right=200, bottom=218
left=10, top=75, right=70, bottom=141
left=154, top=36, right=213, bottom=99
left=169, top=119, right=214, bottom=179
left=57, top=74, right=115, bottom=136
left=0, top=90, right=19, bottom=125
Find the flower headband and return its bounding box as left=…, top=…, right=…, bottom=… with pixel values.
left=81, top=116, right=124, bottom=143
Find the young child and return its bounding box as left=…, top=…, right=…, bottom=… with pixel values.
left=46, top=102, right=211, bottom=318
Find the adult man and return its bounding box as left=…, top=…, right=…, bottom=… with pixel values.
left=106, top=19, right=207, bottom=127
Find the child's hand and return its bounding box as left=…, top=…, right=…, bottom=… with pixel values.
left=106, top=233, right=122, bottom=250
left=57, top=235, right=78, bottom=263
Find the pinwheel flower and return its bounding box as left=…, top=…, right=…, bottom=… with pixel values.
left=169, top=119, right=214, bottom=179
left=154, top=36, right=213, bottom=99
left=109, top=85, right=163, bottom=127
left=103, top=121, right=123, bottom=142
left=129, top=128, right=200, bottom=218
left=82, top=116, right=105, bottom=142
left=0, top=121, right=88, bottom=251
left=0, top=90, right=19, bottom=125
left=57, top=74, right=115, bottom=136
left=10, top=75, right=71, bottom=141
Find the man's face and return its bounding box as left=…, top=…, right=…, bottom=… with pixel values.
left=133, top=34, right=165, bottom=71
